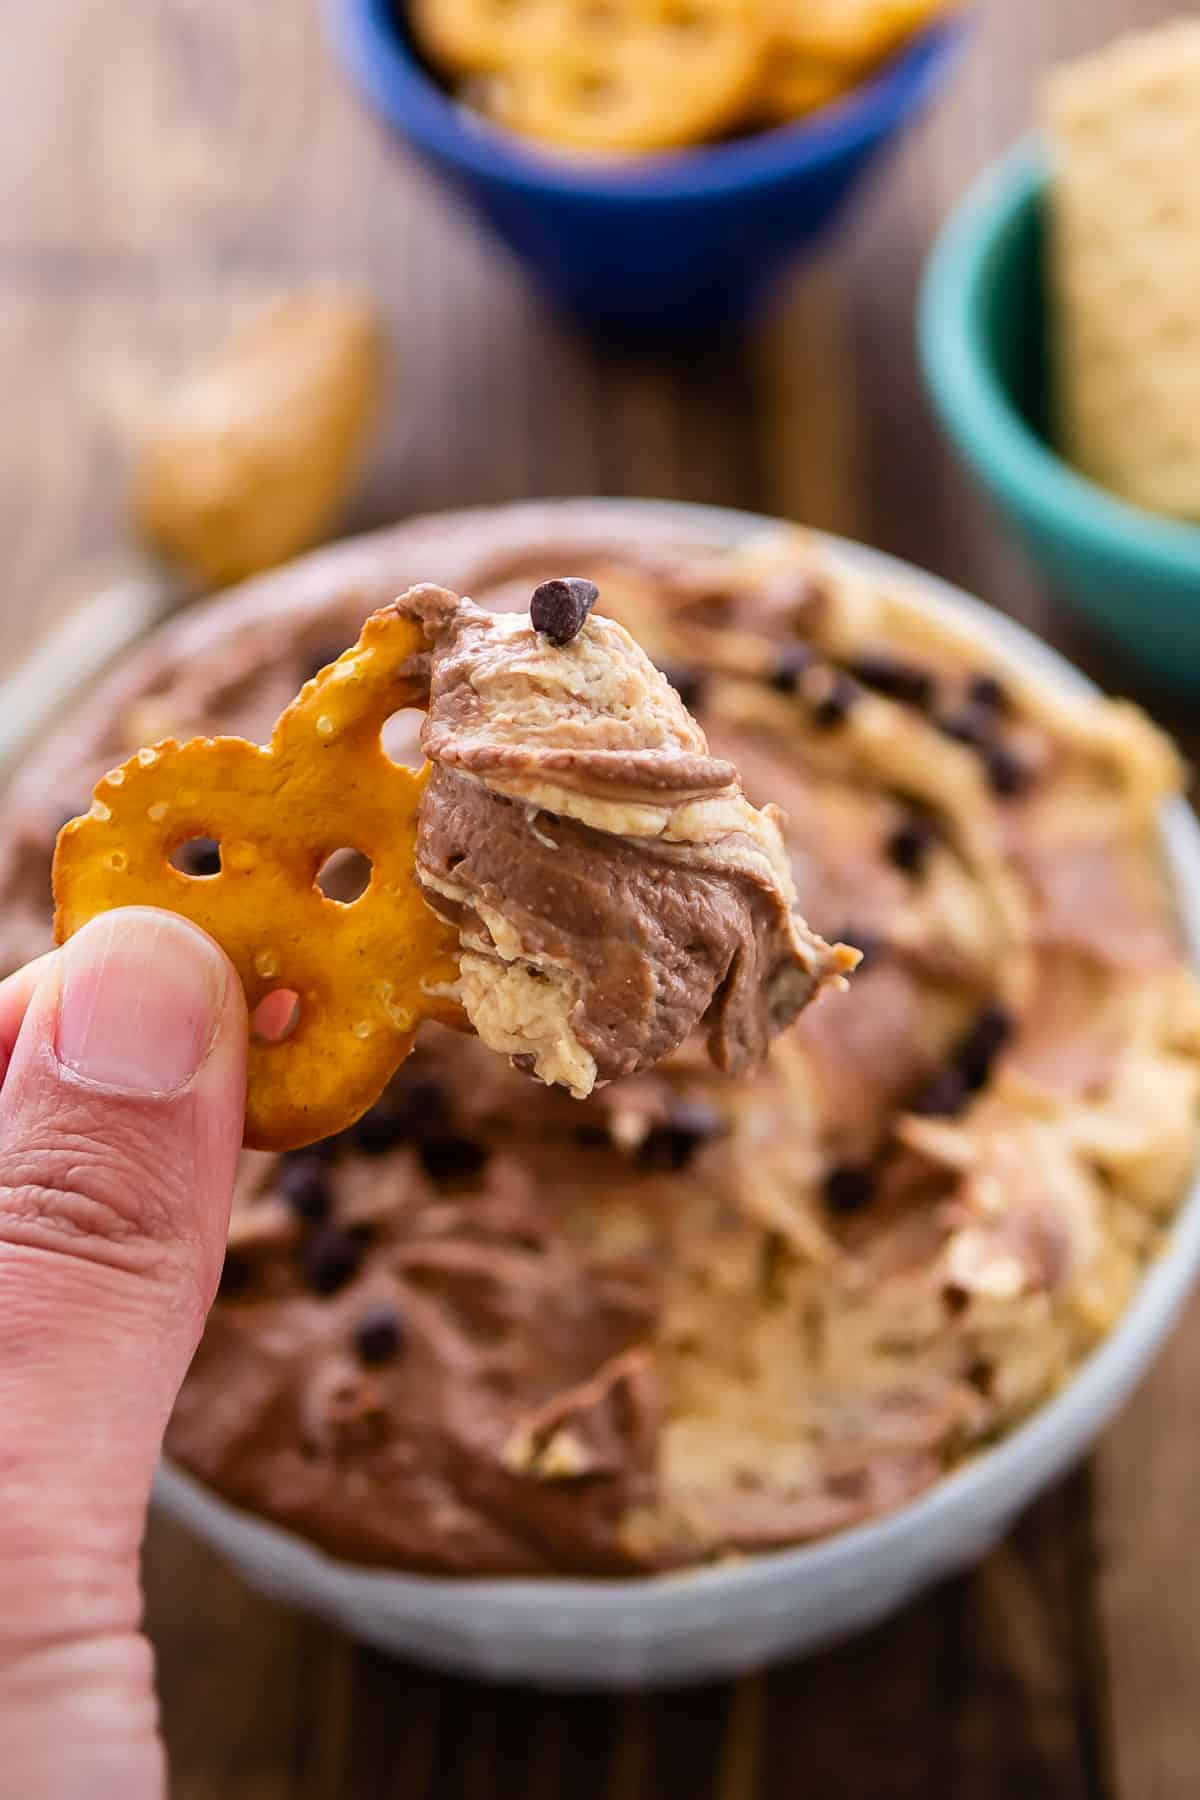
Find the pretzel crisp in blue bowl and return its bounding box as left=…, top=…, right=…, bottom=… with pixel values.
left=325, top=0, right=968, bottom=337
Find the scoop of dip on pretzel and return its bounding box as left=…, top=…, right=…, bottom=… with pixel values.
left=52, top=580, right=856, bottom=1150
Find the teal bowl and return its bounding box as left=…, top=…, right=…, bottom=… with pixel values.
left=920, top=141, right=1200, bottom=686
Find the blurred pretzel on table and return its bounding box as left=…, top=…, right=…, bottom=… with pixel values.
left=0, top=291, right=381, bottom=780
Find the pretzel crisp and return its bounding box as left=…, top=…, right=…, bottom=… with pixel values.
left=52, top=607, right=460, bottom=1152
left=410, top=0, right=961, bottom=150
left=415, top=0, right=767, bottom=154
left=759, top=0, right=956, bottom=121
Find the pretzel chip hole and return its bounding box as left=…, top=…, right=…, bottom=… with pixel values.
left=381, top=709, right=425, bottom=770
left=253, top=989, right=301, bottom=1044
left=170, top=837, right=222, bottom=878
left=316, top=848, right=374, bottom=904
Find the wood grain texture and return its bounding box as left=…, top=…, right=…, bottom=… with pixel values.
left=2, top=0, right=1196, bottom=1794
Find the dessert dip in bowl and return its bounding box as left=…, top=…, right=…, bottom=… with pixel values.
left=4, top=499, right=1199, bottom=1686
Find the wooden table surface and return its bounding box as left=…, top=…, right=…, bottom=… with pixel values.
left=4, top=1, right=1197, bottom=1793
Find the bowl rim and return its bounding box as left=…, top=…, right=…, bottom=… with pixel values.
left=156, top=496, right=1200, bottom=1618
left=919, top=137, right=1200, bottom=579
left=323, top=0, right=968, bottom=203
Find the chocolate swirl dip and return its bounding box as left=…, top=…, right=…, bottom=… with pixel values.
left=398, top=581, right=854, bottom=1095
left=1, top=503, right=1197, bottom=1575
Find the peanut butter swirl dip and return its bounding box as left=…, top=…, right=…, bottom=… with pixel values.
left=1, top=502, right=1197, bottom=1575
left=398, top=580, right=854, bottom=1096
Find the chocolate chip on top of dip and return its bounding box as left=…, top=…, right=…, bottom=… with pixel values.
left=3, top=503, right=1198, bottom=1575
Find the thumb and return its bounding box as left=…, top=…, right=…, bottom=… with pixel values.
left=0, top=907, right=246, bottom=1795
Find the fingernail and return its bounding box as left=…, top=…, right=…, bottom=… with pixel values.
left=57, top=910, right=227, bottom=1096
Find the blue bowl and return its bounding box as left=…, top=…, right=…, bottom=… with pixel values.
left=920, top=142, right=1200, bottom=686
left=325, top=0, right=967, bottom=338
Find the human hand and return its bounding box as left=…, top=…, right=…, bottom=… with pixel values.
left=0, top=908, right=246, bottom=1798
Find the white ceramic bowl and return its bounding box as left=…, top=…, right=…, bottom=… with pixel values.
left=154, top=501, right=1200, bottom=1690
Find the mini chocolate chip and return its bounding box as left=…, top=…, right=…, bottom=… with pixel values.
left=767, top=643, right=816, bottom=693
left=983, top=742, right=1032, bottom=799
left=824, top=1165, right=876, bottom=1214
left=530, top=577, right=599, bottom=646
left=911, top=1006, right=1014, bottom=1117
left=352, top=1103, right=409, bottom=1156
left=938, top=703, right=1032, bottom=798
left=637, top=1130, right=697, bottom=1173
left=418, top=1135, right=490, bottom=1185
left=910, top=1068, right=971, bottom=1118
left=304, top=1227, right=364, bottom=1297
left=810, top=672, right=859, bottom=731
left=967, top=1356, right=995, bottom=1396
left=638, top=1098, right=725, bottom=1173
left=847, top=654, right=936, bottom=711
left=278, top=1155, right=332, bottom=1224
left=937, top=706, right=992, bottom=750
left=218, top=1251, right=253, bottom=1298
left=661, top=663, right=706, bottom=710
left=354, top=1305, right=405, bottom=1365
left=399, top=1079, right=451, bottom=1135
left=886, top=817, right=936, bottom=877
left=956, top=1004, right=1015, bottom=1092
left=180, top=837, right=221, bottom=877
left=353, top=1079, right=449, bottom=1155
left=967, top=673, right=1010, bottom=714
left=572, top=1123, right=611, bottom=1149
